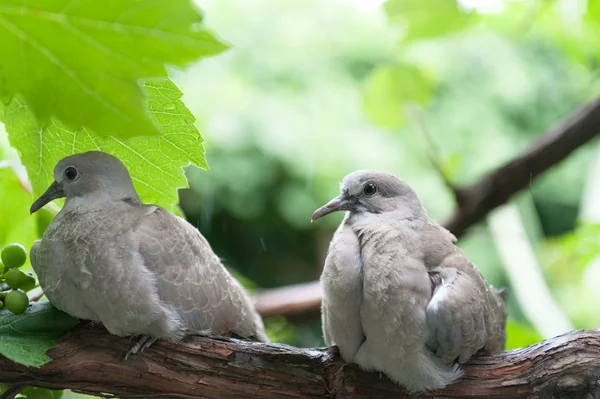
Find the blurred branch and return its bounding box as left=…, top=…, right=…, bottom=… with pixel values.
left=444, top=97, right=600, bottom=237
left=2, top=325, right=600, bottom=398
left=254, top=281, right=322, bottom=318
left=254, top=97, right=600, bottom=319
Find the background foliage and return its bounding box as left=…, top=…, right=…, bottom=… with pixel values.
left=177, top=0, right=600, bottom=347
left=1, top=0, right=600, bottom=396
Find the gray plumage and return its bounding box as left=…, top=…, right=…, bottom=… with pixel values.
left=30, top=151, right=268, bottom=357
left=312, top=170, right=506, bottom=393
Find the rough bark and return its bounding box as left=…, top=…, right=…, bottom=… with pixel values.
left=1, top=325, right=600, bottom=399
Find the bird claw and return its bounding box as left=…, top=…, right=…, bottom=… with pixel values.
left=141, top=337, right=157, bottom=351
left=125, top=335, right=156, bottom=360
left=334, top=362, right=351, bottom=379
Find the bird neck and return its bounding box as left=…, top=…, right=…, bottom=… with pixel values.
left=62, top=191, right=141, bottom=213
left=345, top=208, right=425, bottom=237
left=347, top=205, right=424, bottom=223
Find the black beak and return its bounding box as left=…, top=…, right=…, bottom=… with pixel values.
left=30, top=181, right=65, bottom=214
left=311, top=194, right=353, bottom=221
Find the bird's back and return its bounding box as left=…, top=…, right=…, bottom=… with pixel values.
left=133, top=205, right=268, bottom=342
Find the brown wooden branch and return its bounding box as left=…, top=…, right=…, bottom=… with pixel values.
left=2, top=325, right=600, bottom=398
left=253, top=97, right=600, bottom=320
left=443, top=97, right=600, bottom=238
left=254, top=281, right=322, bottom=318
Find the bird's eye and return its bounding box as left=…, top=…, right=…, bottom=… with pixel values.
left=64, top=166, right=78, bottom=181
left=363, top=182, right=377, bottom=196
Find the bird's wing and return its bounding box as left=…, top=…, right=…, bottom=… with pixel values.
left=30, top=240, right=40, bottom=271
left=320, top=224, right=365, bottom=362
left=321, top=295, right=332, bottom=345
left=359, top=226, right=433, bottom=350
left=131, top=205, right=268, bottom=342
left=425, top=257, right=506, bottom=364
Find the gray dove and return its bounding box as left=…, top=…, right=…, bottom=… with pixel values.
left=30, top=151, right=269, bottom=358
left=312, top=170, right=506, bottom=393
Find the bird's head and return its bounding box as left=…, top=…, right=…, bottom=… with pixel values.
left=30, top=151, right=140, bottom=213
left=311, top=170, right=425, bottom=221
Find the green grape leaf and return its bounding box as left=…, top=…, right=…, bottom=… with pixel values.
left=0, top=302, right=79, bottom=367
left=363, top=63, right=433, bottom=129
left=384, top=0, right=471, bottom=41
left=0, top=166, right=37, bottom=253
left=2, top=78, right=206, bottom=212
left=0, top=0, right=227, bottom=139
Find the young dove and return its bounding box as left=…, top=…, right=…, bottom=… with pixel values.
left=312, top=170, right=506, bottom=393
left=30, top=151, right=268, bottom=358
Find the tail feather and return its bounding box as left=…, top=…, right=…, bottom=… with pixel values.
left=383, top=350, right=462, bottom=394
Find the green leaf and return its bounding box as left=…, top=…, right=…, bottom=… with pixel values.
left=2, top=78, right=206, bottom=212
left=363, top=64, right=433, bottom=129
left=0, top=0, right=227, bottom=139
left=0, top=166, right=37, bottom=257
left=384, top=0, right=470, bottom=41
left=0, top=302, right=79, bottom=367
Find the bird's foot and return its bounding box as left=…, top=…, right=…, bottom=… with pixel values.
left=125, top=335, right=156, bottom=360
left=142, top=337, right=157, bottom=351
left=334, top=363, right=351, bottom=379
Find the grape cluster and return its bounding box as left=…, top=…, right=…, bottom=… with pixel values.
left=0, top=246, right=63, bottom=399
left=0, top=243, right=35, bottom=314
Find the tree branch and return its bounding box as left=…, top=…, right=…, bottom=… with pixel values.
left=443, top=97, right=600, bottom=238
left=2, top=325, right=600, bottom=398
left=253, top=98, right=600, bottom=319
left=254, top=281, right=322, bottom=318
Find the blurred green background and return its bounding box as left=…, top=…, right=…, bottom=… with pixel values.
left=172, top=0, right=600, bottom=350
left=2, top=0, right=600, bottom=380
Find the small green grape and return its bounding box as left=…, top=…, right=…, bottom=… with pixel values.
left=21, top=275, right=37, bottom=292
left=0, top=300, right=3, bottom=309
left=4, top=269, right=21, bottom=288
left=4, top=269, right=36, bottom=291
left=5, top=290, right=28, bottom=314
left=5, top=269, right=35, bottom=290
left=51, top=390, right=63, bottom=399
left=1, top=244, right=27, bottom=269
left=0, top=260, right=4, bottom=275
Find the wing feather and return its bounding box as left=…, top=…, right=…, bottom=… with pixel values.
left=426, top=263, right=506, bottom=364
left=132, top=206, right=268, bottom=342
